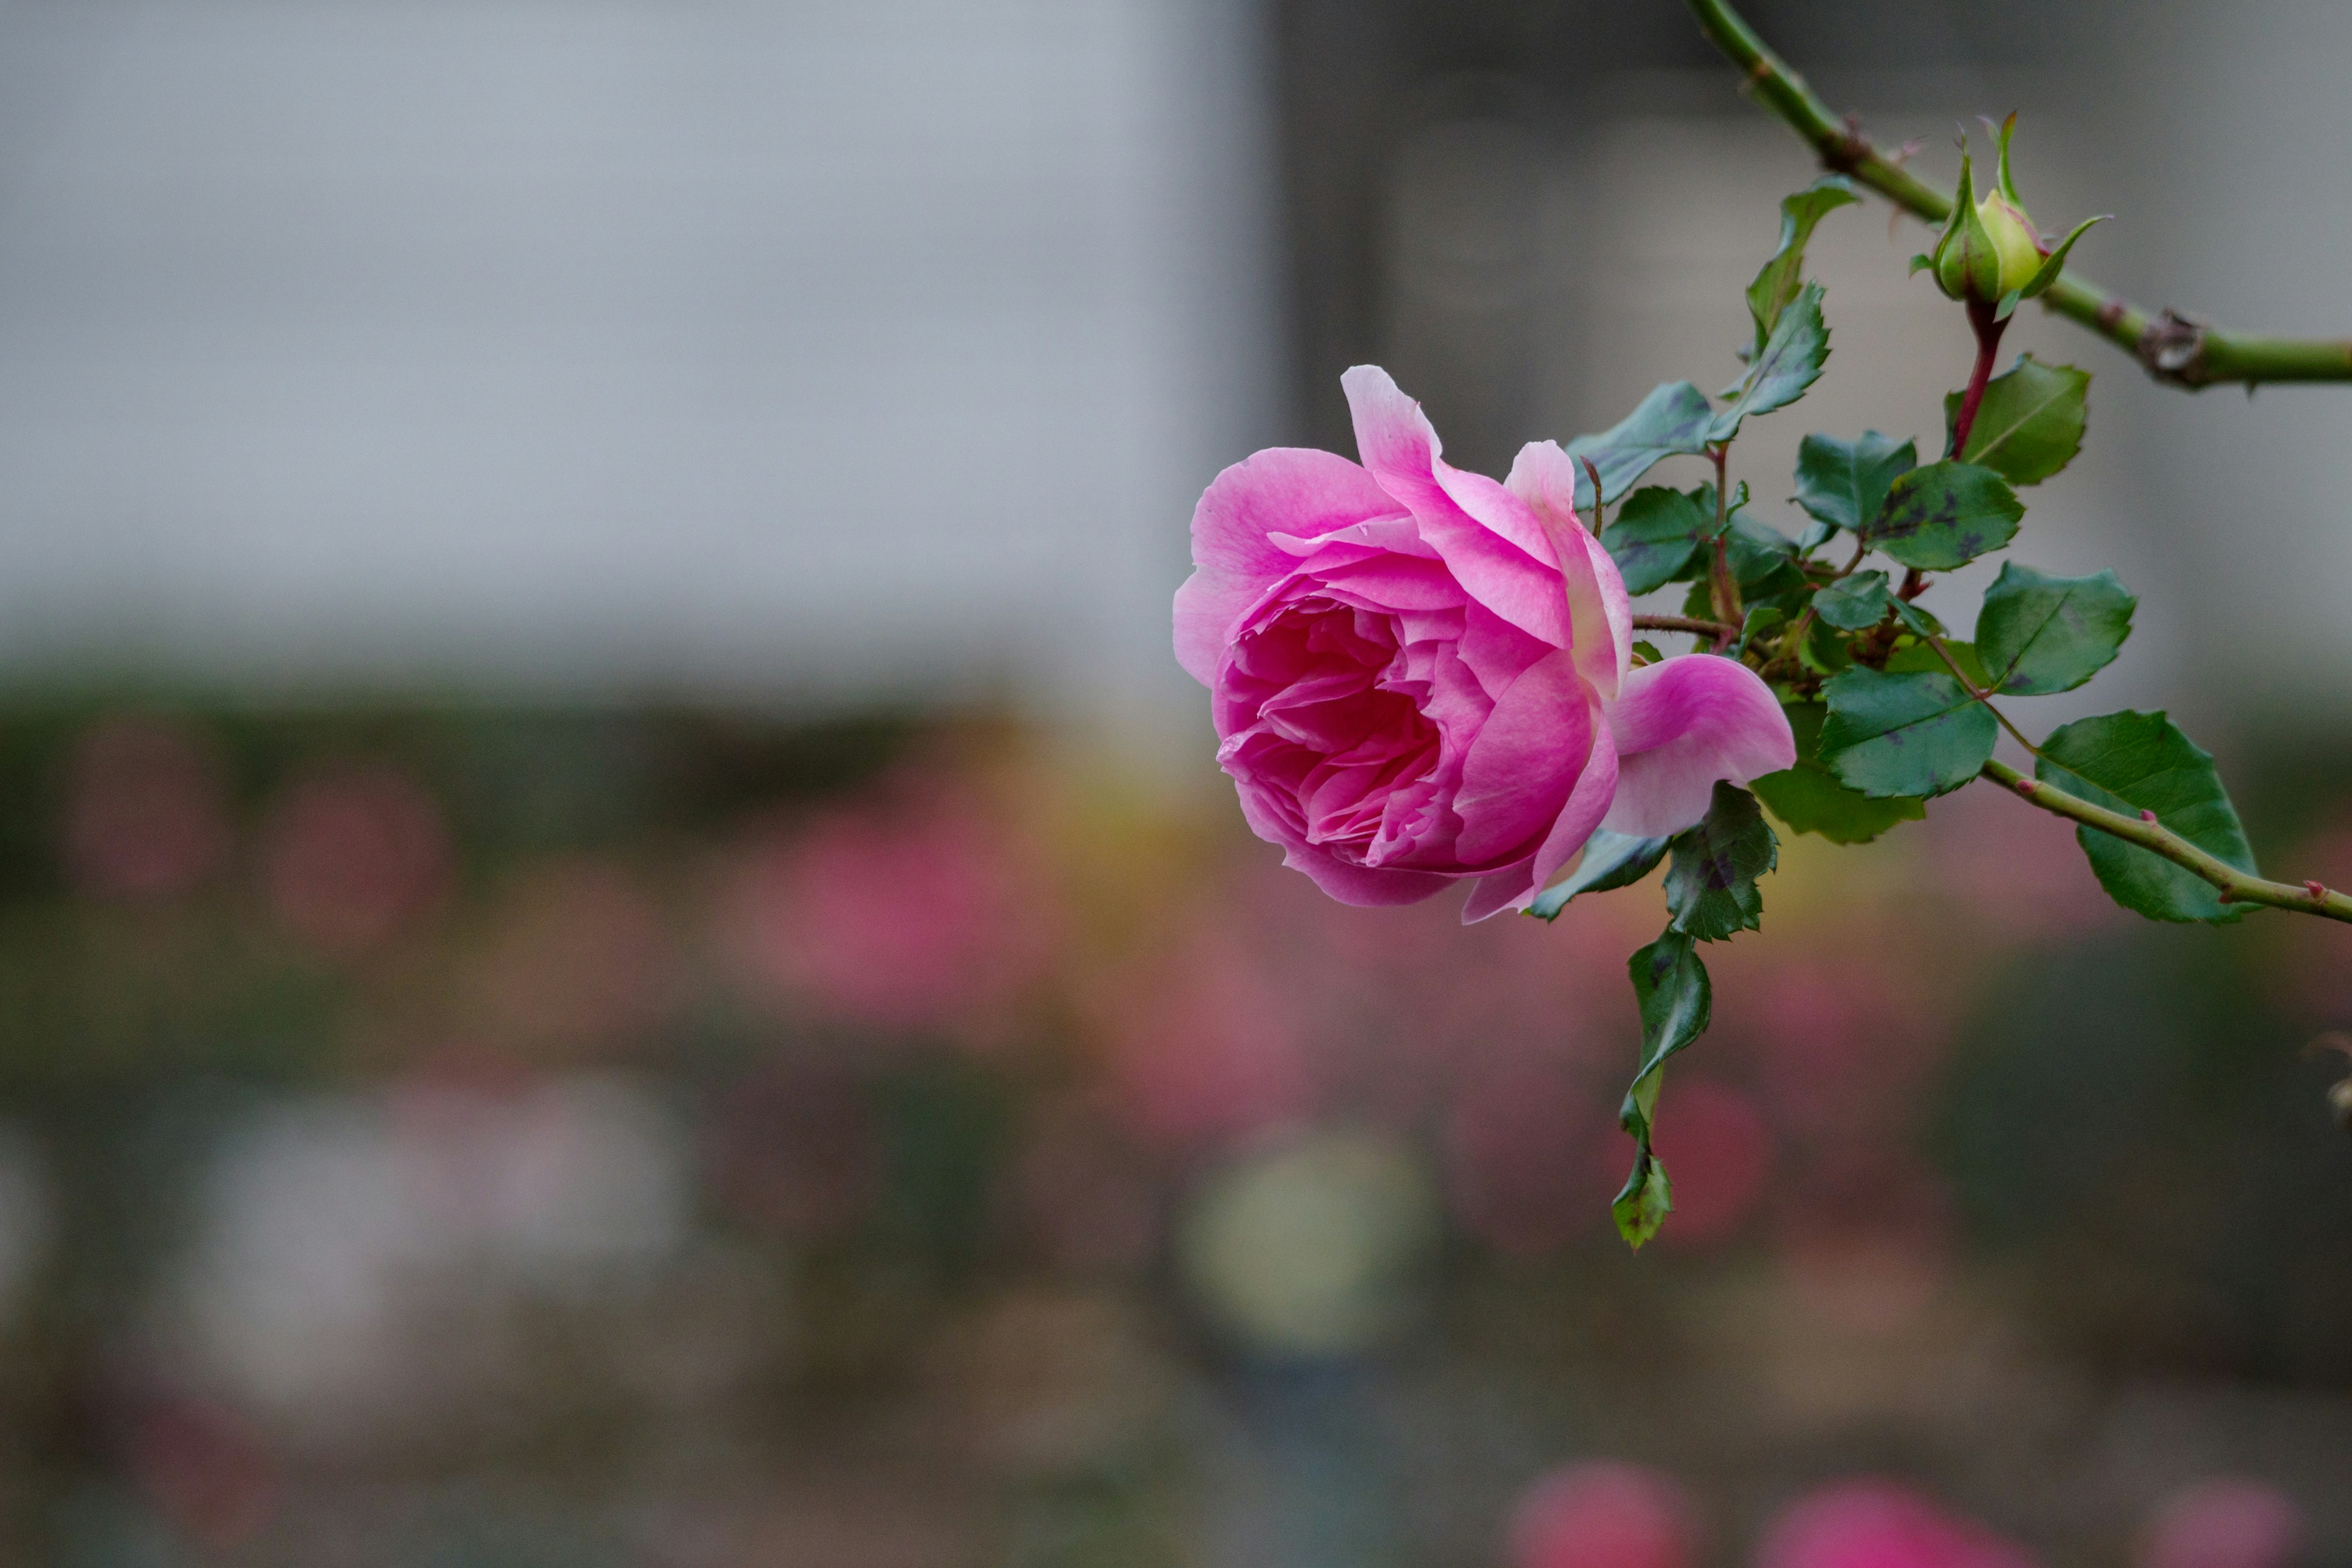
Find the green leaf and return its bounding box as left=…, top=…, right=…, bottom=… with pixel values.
left=1710, top=282, right=1828, bottom=443
left=1942, top=355, right=2089, bottom=485
left=1866, top=460, right=2023, bottom=570
left=1812, top=569, right=1894, bottom=631
left=1613, top=929, right=1712, bottom=1250
left=1613, top=1151, right=1673, bottom=1250
left=1818, top=666, right=1997, bottom=799
left=1528, top=831, right=1670, bottom=920
left=1630, top=639, right=1663, bottom=664
left=1751, top=700, right=1926, bottom=844
left=1567, top=383, right=1714, bottom=507
left=1746, top=176, right=1860, bottom=355
left=1664, top=782, right=1777, bottom=941
left=1883, top=636, right=1988, bottom=689
left=1975, top=562, right=2135, bottom=695
left=1724, top=511, right=1800, bottom=590
left=2034, top=712, right=2257, bottom=924
left=1795, top=431, right=1917, bottom=535
left=1601, top=486, right=1716, bottom=595
left=2016, top=213, right=2109, bottom=301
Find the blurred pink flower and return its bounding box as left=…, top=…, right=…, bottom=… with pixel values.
left=717, top=776, right=1055, bottom=1037
left=1509, top=1461, right=1693, bottom=1568
left=1757, top=1482, right=2034, bottom=1568
left=62, top=715, right=230, bottom=902
left=260, top=763, right=451, bottom=955
left=2141, top=1479, right=2302, bottom=1568
left=1646, top=1077, right=1774, bottom=1246
left=1444, top=1055, right=1612, bottom=1256
left=1095, top=930, right=1312, bottom=1155
left=1175, top=365, right=1790, bottom=920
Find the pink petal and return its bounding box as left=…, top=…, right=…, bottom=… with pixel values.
left=1235, top=783, right=1453, bottom=906
left=1460, top=710, right=1618, bottom=923
left=1451, top=651, right=1595, bottom=865
left=1174, top=447, right=1402, bottom=685
left=1507, top=440, right=1633, bottom=701
left=1599, top=655, right=1795, bottom=838
left=1340, top=366, right=1570, bottom=649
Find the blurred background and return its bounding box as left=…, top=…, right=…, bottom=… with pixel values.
left=0, top=0, right=2346, bottom=1563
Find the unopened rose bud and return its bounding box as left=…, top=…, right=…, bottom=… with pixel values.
left=1915, top=116, right=2105, bottom=318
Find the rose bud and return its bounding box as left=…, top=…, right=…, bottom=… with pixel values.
left=1917, top=115, right=2106, bottom=319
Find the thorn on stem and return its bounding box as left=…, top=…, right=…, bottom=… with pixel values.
left=2138, top=809, right=2158, bottom=824
left=2010, top=776, right=2037, bottom=796
left=2309, top=880, right=2329, bottom=900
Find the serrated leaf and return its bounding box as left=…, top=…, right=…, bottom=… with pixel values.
left=1746, top=176, right=1860, bottom=355
left=1529, top=831, right=1670, bottom=920
left=1710, top=283, right=1828, bottom=443
left=1601, top=486, right=1716, bottom=595
left=1613, top=928, right=1712, bottom=1250
left=1751, top=700, right=1926, bottom=843
left=1812, top=569, right=1894, bottom=631
left=2035, top=711, right=2256, bottom=924
left=1975, top=562, right=2135, bottom=695
left=1818, top=666, right=1998, bottom=798
left=1664, top=782, right=1777, bottom=941
left=1795, top=431, right=1917, bottom=535
left=1883, top=636, right=1988, bottom=689
left=1866, top=460, right=2023, bottom=570
left=1942, top=355, right=2089, bottom=485
left=1567, top=382, right=1714, bottom=507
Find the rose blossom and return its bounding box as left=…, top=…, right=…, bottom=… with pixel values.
left=1174, top=366, right=1793, bottom=919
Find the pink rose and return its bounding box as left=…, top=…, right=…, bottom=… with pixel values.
left=1174, top=366, right=1794, bottom=920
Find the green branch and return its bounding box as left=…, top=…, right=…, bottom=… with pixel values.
left=1981, top=759, right=2352, bottom=923
left=1683, top=0, right=2352, bottom=389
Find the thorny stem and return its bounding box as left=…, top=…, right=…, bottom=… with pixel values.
left=1634, top=612, right=1740, bottom=639
left=1949, top=301, right=2010, bottom=458
left=1981, top=760, right=2352, bottom=924
left=1682, top=0, right=2352, bottom=389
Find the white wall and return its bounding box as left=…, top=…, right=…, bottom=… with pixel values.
left=0, top=0, right=1283, bottom=725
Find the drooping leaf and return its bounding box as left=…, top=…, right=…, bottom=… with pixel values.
left=1746, top=176, right=1861, bottom=355
left=1664, top=782, right=1777, bottom=941
left=1866, top=460, right=2024, bottom=570
left=1817, top=666, right=1998, bottom=799
left=1710, top=282, right=1828, bottom=443
left=1601, top=486, right=1717, bottom=595
left=2034, top=712, right=2257, bottom=924
left=1613, top=1150, right=1673, bottom=1250
left=1529, top=831, right=1670, bottom=920
left=1568, top=382, right=1714, bottom=507
left=1751, top=700, right=1926, bottom=844
left=1795, top=431, right=1917, bottom=535
left=1812, top=569, right=1894, bottom=631
left=1613, top=928, right=1712, bottom=1250
left=1975, top=562, right=2135, bottom=694
left=1942, top=355, right=2089, bottom=484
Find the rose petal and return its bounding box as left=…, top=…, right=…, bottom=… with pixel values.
left=1175, top=447, right=1402, bottom=684
left=1460, top=709, right=1618, bottom=923
left=1452, top=650, right=1595, bottom=865
left=1340, top=366, right=1570, bottom=649
left=1507, top=440, right=1634, bottom=700
left=1599, top=655, right=1796, bottom=838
